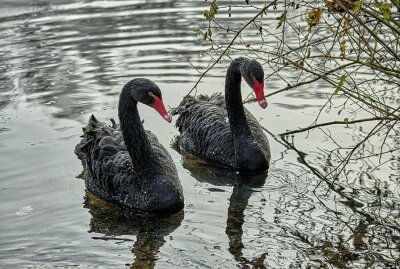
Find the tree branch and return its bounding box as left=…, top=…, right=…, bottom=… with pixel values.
left=184, top=0, right=277, bottom=99
left=279, top=116, right=398, bottom=136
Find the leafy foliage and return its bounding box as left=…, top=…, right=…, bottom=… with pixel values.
left=307, top=7, right=323, bottom=30
left=334, top=75, right=346, bottom=94
left=204, top=0, right=218, bottom=21
left=376, top=2, right=392, bottom=20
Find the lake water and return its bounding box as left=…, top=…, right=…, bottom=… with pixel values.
left=0, top=1, right=399, bottom=268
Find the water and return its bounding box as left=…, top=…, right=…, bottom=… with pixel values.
left=0, top=1, right=399, bottom=268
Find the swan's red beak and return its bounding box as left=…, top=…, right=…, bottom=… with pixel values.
left=152, top=95, right=172, bottom=123
left=253, top=78, right=267, bottom=109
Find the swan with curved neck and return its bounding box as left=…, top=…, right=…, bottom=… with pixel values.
left=173, top=57, right=270, bottom=173
left=75, top=78, right=184, bottom=214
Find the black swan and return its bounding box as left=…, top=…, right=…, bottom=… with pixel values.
left=75, top=78, right=184, bottom=214
left=173, top=57, right=270, bottom=173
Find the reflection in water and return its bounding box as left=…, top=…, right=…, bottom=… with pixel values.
left=227, top=186, right=264, bottom=264
left=180, top=151, right=268, bottom=268
left=177, top=138, right=400, bottom=268
left=279, top=136, right=400, bottom=268
left=84, top=192, right=183, bottom=269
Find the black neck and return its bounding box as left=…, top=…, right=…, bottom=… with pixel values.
left=118, top=85, right=155, bottom=175
left=225, top=58, right=252, bottom=144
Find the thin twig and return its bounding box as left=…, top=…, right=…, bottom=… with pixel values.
left=279, top=116, right=397, bottom=136
left=184, top=0, right=278, bottom=99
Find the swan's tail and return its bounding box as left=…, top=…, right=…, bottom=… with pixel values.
left=74, top=115, right=103, bottom=165
left=170, top=96, right=197, bottom=131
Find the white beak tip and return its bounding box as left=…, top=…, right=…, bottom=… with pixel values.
left=258, top=99, right=268, bottom=109
left=164, top=114, right=172, bottom=123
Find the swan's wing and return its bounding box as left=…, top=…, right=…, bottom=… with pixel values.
left=146, top=130, right=180, bottom=185
left=75, top=115, right=134, bottom=197
left=172, top=95, right=237, bottom=169
left=75, top=117, right=124, bottom=163
left=197, top=93, right=226, bottom=107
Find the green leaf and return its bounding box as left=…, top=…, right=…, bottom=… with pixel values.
left=203, top=31, right=208, bottom=40
left=340, top=40, right=346, bottom=58
left=204, top=10, right=210, bottom=21
left=307, top=8, right=323, bottom=27
left=334, top=75, right=346, bottom=94
left=377, top=2, right=392, bottom=20
left=204, top=1, right=218, bottom=21
left=383, top=12, right=390, bottom=20
left=211, top=1, right=218, bottom=14
left=354, top=0, right=364, bottom=13
left=276, top=11, right=287, bottom=29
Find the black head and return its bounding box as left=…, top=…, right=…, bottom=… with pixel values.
left=128, top=78, right=172, bottom=122
left=129, top=78, right=162, bottom=106
left=240, top=59, right=267, bottom=109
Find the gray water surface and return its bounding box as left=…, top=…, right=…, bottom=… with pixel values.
left=0, top=1, right=399, bottom=268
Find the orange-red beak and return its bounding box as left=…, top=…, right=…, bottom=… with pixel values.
left=253, top=78, right=267, bottom=109
left=152, top=95, right=172, bottom=123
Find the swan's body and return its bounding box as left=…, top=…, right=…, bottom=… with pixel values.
left=173, top=58, right=270, bottom=173
left=75, top=79, right=184, bottom=214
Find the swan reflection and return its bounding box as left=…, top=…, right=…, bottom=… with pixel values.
left=179, top=152, right=268, bottom=267
left=84, top=192, right=183, bottom=269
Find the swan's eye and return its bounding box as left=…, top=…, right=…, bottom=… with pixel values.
left=148, top=92, right=154, bottom=97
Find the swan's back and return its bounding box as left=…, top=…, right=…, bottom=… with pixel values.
left=75, top=115, right=184, bottom=213
left=173, top=94, right=270, bottom=170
